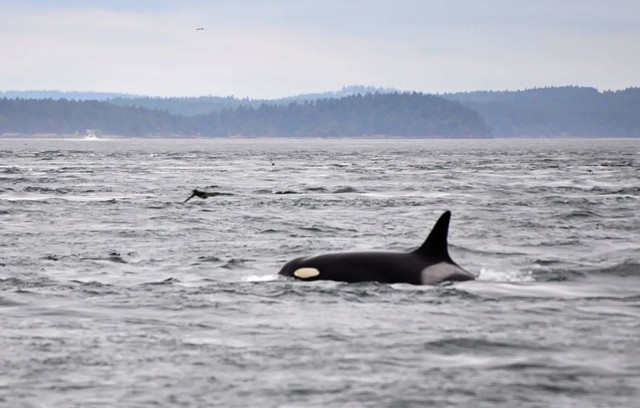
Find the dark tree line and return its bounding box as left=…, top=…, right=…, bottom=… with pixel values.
left=0, top=92, right=489, bottom=137
left=0, top=98, right=192, bottom=136
left=3, top=86, right=639, bottom=137
left=106, top=85, right=395, bottom=116
left=194, top=93, right=489, bottom=137
left=108, top=95, right=251, bottom=117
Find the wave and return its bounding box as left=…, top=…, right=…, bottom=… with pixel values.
left=422, top=337, right=546, bottom=353
left=304, top=187, right=329, bottom=193
left=588, top=261, right=640, bottom=277
left=140, top=277, right=179, bottom=286
left=510, top=260, right=640, bottom=283
left=196, top=255, right=223, bottom=263
left=24, top=186, right=72, bottom=194
left=0, top=166, right=22, bottom=174
left=0, top=276, right=69, bottom=291
left=452, top=244, right=530, bottom=258
left=553, top=209, right=605, bottom=219
left=0, top=296, right=22, bottom=306
left=530, top=268, right=587, bottom=282
left=221, top=258, right=252, bottom=269
left=333, top=186, right=361, bottom=194
left=80, top=251, right=132, bottom=264
left=267, top=186, right=363, bottom=195
left=525, top=261, right=640, bottom=282
left=1, top=193, right=121, bottom=202
left=297, top=224, right=358, bottom=234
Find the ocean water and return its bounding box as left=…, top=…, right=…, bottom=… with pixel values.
left=1, top=137, right=639, bottom=407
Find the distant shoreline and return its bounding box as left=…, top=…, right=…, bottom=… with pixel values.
left=2, top=134, right=639, bottom=140
left=2, top=87, right=638, bottom=138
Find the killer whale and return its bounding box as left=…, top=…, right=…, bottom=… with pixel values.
left=278, top=211, right=474, bottom=285
left=183, top=189, right=233, bottom=203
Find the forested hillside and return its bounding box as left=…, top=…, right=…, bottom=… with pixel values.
left=443, top=86, right=640, bottom=137
left=195, top=93, right=488, bottom=137
left=2, top=86, right=638, bottom=137
left=0, top=98, right=191, bottom=136
left=108, top=95, right=252, bottom=117
left=106, top=85, right=394, bottom=116
left=0, top=92, right=488, bottom=137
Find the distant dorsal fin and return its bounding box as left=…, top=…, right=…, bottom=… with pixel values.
left=414, top=211, right=453, bottom=261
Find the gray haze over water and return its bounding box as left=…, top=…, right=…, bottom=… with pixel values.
left=1, top=138, right=639, bottom=407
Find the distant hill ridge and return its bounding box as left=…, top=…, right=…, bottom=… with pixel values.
left=0, top=91, right=488, bottom=137
left=0, top=90, right=138, bottom=101
left=0, top=85, right=393, bottom=101
left=1, top=85, right=639, bottom=137
left=442, top=86, right=640, bottom=137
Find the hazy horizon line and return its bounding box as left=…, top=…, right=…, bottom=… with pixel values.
left=2, top=84, right=639, bottom=101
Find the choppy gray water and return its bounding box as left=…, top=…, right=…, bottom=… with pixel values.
left=1, top=138, right=639, bottom=407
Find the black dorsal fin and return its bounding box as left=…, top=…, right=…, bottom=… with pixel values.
left=414, top=211, right=453, bottom=261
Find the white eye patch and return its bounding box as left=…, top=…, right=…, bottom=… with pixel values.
left=293, top=267, right=320, bottom=279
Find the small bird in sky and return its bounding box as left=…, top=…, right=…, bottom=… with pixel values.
left=196, top=27, right=205, bottom=31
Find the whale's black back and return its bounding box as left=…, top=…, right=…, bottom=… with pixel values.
left=279, top=211, right=474, bottom=285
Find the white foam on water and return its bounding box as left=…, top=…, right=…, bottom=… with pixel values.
left=476, top=267, right=536, bottom=282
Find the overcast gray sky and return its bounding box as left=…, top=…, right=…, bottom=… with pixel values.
left=2, top=0, right=639, bottom=98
